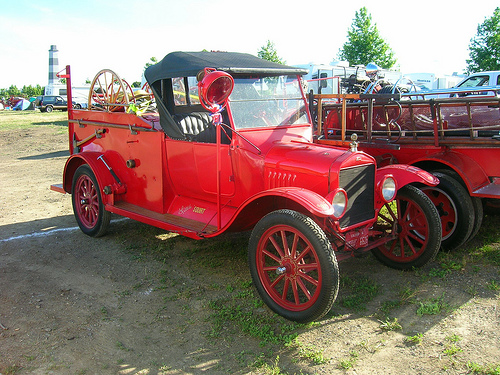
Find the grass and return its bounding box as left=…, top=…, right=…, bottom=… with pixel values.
left=339, top=275, right=380, bottom=311
left=416, top=294, right=452, bottom=316
left=467, top=361, right=500, bottom=375
left=404, top=333, right=423, bottom=345
left=379, top=317, right=402, bottom=331
left=207, top=289, right=302, bottom=347
left=297, top=344, right=329, bottom=365
left=337, top=351, right=359, bottom=370
left=0, top=110, right=68, bottom=130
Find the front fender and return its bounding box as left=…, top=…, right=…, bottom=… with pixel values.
left=377, top=164, right=439, bottom=190
left=250, top=187, right=335, bottom=217
left=213, top=187, right=335, bottom=235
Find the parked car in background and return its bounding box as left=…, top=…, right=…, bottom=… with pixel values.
left=451, top=71, right=500, bottom=97
left=34, top=95, right=78, bottom=112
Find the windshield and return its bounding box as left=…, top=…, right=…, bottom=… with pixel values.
left=457, top=75, right=489, bottom=88
left=229, top=76, right=309, bottom=129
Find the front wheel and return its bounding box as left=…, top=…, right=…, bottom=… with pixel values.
left=248, top=209, right=339, bottom=323
left=71, top=165, right=111, bottom=237
left=372, top=185, right=441, bottom=270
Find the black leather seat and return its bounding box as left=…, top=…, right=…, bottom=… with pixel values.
left=173, top=112, right=231, bottom=143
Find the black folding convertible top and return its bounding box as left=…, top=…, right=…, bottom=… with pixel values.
left=144, top=51, right=307, bottom=140
left=144, top=51, right=307, bottom=84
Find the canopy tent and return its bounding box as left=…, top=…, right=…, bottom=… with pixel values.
left=13, top=99, right=31, bottom=110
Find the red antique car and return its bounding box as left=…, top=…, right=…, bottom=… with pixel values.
left=313, top=87, right=500, bottom=251
left=52, top=52, right=441, bottom=322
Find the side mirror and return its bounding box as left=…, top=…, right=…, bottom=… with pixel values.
left=198, top=68, right=234, bottom=113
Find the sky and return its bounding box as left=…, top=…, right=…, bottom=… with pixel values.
left=1, top=0, right=498, bottom=89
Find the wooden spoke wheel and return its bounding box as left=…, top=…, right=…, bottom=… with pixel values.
left=71, top=165, right=110, bottom=237
left=248, top=209, right=339, bottom=323
left=372, top=185, right=441, bottom=270
left=88, top=69, right=134, bottom=112
left=422, top=171, right=476, bottom=251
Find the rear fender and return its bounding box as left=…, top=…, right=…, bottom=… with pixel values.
left=62, top=152, right=116, bottom=199
left=412, top=152, right=490, bottom=193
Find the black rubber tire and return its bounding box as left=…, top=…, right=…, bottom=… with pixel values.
left=248, top=209, right=339, bottom=323
left=46, top=105, right=53, bottom=113
left=421, top=172, right=475, bottom=251
left=372, top=185, right=441, bottom=270
left=469, top=196, right=484, bottom=241
left=71, top=165, right=111, bottom=237
left=433, top=169, right=483, bottom=244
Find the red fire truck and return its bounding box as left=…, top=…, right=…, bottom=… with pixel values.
left=313, top=86, right=500, bottom=251
left=52, top=52, right=442, bottom=322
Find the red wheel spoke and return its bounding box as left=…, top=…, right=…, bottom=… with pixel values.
left=262, top=249, right=282, bottom=263
left=387, top=203, right=398, bottom=221
left=378, top=212, right=394, bottom=225
left=295, top=245, right=312, bottom=263
left=398, top=236, right=405, bottom=257
left=270, top=273, right=285, bottom=289
left=407, top=231, right=425, bottom=245
left=297, top=277, right=312, bottom=300
left=290, top=233, right=299, bottom=258
left=280, top=230, right=290, bottom=256
left=269, top=235, right=285, bottom=258
left=404, top=235, right=418, bottom=255
left=291, top=279, right=300, bottom=305
left=298, top=262, right=318, bottom=273
left=263, top=265, right=279, bottom=272
left=298, top=271, right=318, bottom=287
left=281, top=278, right=290, bottom=299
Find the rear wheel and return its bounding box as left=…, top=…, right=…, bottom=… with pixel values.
left=372, top=185, right=441, bottom=270
left=248, top=209, right=339, bottom=323
left=421, top=172, right=474, bottom=250
left=71, top=165, right=110, bottom=237
left=45, top=105, right=53, bottom=113
left=433, top=169, right=483, bottom=245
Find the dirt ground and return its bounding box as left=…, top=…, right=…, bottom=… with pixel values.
left=0, top=113, right=499, bottom=375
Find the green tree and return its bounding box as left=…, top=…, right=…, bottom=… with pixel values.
left=466, top=7, right=500, bottom=73
left=258, top=40, right=285, bottom=64
left=338, top=7, right=396, bottom=69
left=22, top=84, right=44, bottom=97
left=7, top=85, right=21, bottom=97
left=144, top=57, right=158, bottom=71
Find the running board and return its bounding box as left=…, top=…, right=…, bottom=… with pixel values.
left=473, top=181, right=500, bottom=199
left=107, top=201, right=217, bottom=239
left=50, top=183, right=66, bottom=194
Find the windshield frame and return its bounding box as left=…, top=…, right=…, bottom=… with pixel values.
left=227, top=75, right=310, bottom=130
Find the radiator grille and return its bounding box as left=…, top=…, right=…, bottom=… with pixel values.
left=339, top=164, right=375, bottom=228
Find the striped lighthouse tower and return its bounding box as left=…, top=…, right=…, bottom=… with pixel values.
left=46, top=45, right=59, bottom=94
left=48, top=45, right=59, bottom=85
